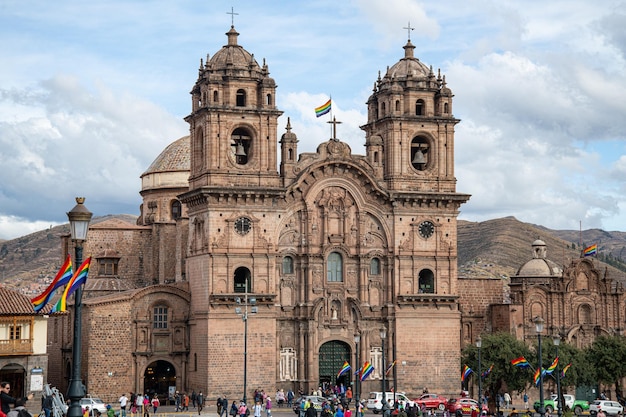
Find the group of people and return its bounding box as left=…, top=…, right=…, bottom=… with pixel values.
left=0, top=381, right=35, bottom=417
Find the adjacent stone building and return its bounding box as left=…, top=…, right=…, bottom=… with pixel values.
left=491, top=239, right=626, bottom=345
left=48, top=24, right=471, bottom=403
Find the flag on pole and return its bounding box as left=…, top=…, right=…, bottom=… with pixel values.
left=534, top=367, right=546, bottom=386
left=511, top=357, right=531, bottom=368
left=31, top=254, right=73, bottom=312
left=385, top=360, right=396, bottom=376
left=315, top=99, right=332, bottom=117
left=545, top=357, right=559, bottom=375
left=337, top=361, right=351, bottom=378
left=360, top=362, right=374, bottom=381
left=481, top=364, right=494, bottom=378
left=561, top=363, right=572, bottom=378
left=51, top=257, right=91, bottom=313
left=583, top=244, right=598, bottom=257
left=461, top=365, right=473, bottom=382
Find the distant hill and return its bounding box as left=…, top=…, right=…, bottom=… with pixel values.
left=0, top=214, right=138, bottom=295
left=1, top=215, right=625, bottom=295
left=458, top=216, right=626, bottom=282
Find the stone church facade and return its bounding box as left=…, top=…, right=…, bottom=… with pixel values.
left=44, top=24, right=626, bottom=405
left=48, top=24, right=472, bottom=402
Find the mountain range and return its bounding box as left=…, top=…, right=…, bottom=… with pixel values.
left=2, top=215, right=625, bottom=295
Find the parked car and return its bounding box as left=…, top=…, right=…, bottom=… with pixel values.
left=446, top=398, right=488, bottom=416
left=414, top=394, right=448, bottom=411
left=533, top=395, right=589, bottom=415
left=367, top=392, right=410, bottom=414
left=589, top=400, right=623, bottom=417
left=80, top=397, right=108, bottom=415
left=292, top=396, right=327, bottom=414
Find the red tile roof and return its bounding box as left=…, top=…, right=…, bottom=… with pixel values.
left=0, top=286, right=37, bottom=315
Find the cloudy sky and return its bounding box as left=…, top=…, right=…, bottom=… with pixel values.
left=1, top=0, right=625, bottom=240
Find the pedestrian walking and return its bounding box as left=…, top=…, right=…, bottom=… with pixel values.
left=197, top=392, right=204, bottom=415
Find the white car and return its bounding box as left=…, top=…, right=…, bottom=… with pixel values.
left=589, top=400, right=623, bottom=417
left=367, top=392, right=409, bottom=413
left=80, top=397, right=109, bottom=415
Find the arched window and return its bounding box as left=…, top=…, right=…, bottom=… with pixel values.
left=153, top=305, right=168, bottom=329
left=410, top=136, right=430, bottom=171
left=370, top=258, right=380, bottom=275
left=234, top=266, right=252, bottom=293
left=327, top=252, right=343, bottom=282
left=395, top=100, right=400, bottom=112
left=374, top=151, right=379, bottom=163
left=171, top=200, right=182, bottom=220
left=231, top=127, right=252, bottom=165
left=283, top=256, right=294, bottom=274
left=236, top=89, right=246, bottom=107
left=443, top=102, right=449, bottom=114
left=213, top=91, right=218, bottom=102
left=381, top=102, right=386, bottom=116
left=416, top=99, right=425, bottom=116
left=418, top=269, right=434, bottom=293
left=266, top=94, right=272, bottom=105
left=288, top=148, right=293, bottom=161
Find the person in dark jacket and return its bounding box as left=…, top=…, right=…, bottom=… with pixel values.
left=1, top=382, right=34, bottom=415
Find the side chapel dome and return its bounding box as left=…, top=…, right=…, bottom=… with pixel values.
left=141, top=136, right=190, bottom=192
left=516, top=239, right=562, bottom=277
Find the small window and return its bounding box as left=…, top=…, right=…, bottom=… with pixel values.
left=266, top=94, right=272, bottom=105
left=283, top=256, right=294, bottom=274
left=10, top=325, right=21, bottom=340
left=98, top=258, right=119, bottom=276
left=416, top=99, right=425, bottom=116
left=236, top=89, right=246, bottom=107
left=395, top=100, right=400, bottom=112
left=213, top=91, right=218, bottom=102
left=154, top=306, right=168, bottom=329
left=418, top=269, right=435, bottom=293
left=443, top=102, right=449, bottom=114
left=370, top=258, right=380, bottom=275
left=234, top=266, right=252, bottom=293
left=171, top=200, right=182, bottom=220
left=381, top=102, right=386, bottom=116
left=327, top=252, right=343, bottom=282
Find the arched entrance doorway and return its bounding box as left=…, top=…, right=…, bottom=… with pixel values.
left=144, top=360, right=176, bottom=399
left=319, top=341, right=351, bottom=393
left=0, top=363, right=26, bottom=397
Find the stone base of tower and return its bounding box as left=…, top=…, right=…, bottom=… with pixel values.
left=394, top=308, right=461, bottom=397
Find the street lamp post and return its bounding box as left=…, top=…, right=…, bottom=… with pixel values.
left=553, top=335, right=562, bottom=417
left=476, top=337, right=482, bottom=406
left=354, top=334, right=361, bottom=407
left=235, top=278, right=256, bottom=404
left=380, top=329, right=387, bottom=396
left=66, top=197, right=93, bottom=417
left=534, top=317, right=546, bottom=417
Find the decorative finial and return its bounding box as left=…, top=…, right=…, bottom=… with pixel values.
left=403, top=22, right=415, bottom=41
left=226, top=7, right=238, bottom=27
left=286, top=117, right=292, bottom=133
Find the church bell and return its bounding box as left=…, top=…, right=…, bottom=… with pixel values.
left=412, top=149, right=426, bottom=165
left=235, top=142, right=247, bottom=156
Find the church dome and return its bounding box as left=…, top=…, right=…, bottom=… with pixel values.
left=208, top=26, right=261, bottom=72
left=143, top=136, right=190, bottom=175
left=141, top=136, right=190, bottom=192
left=515, top=239, right=562, bottom=277
left=385, top=40, right=430, bottom=80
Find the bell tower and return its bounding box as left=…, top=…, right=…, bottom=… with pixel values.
left=185, top=25, right=283, bottom=190
left=361, top=38, right=457, bottom=193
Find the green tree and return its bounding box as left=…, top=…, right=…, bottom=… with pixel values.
left=461, top=332, right=533, bottom=406
left=586, top=335, right=626, bottom=397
